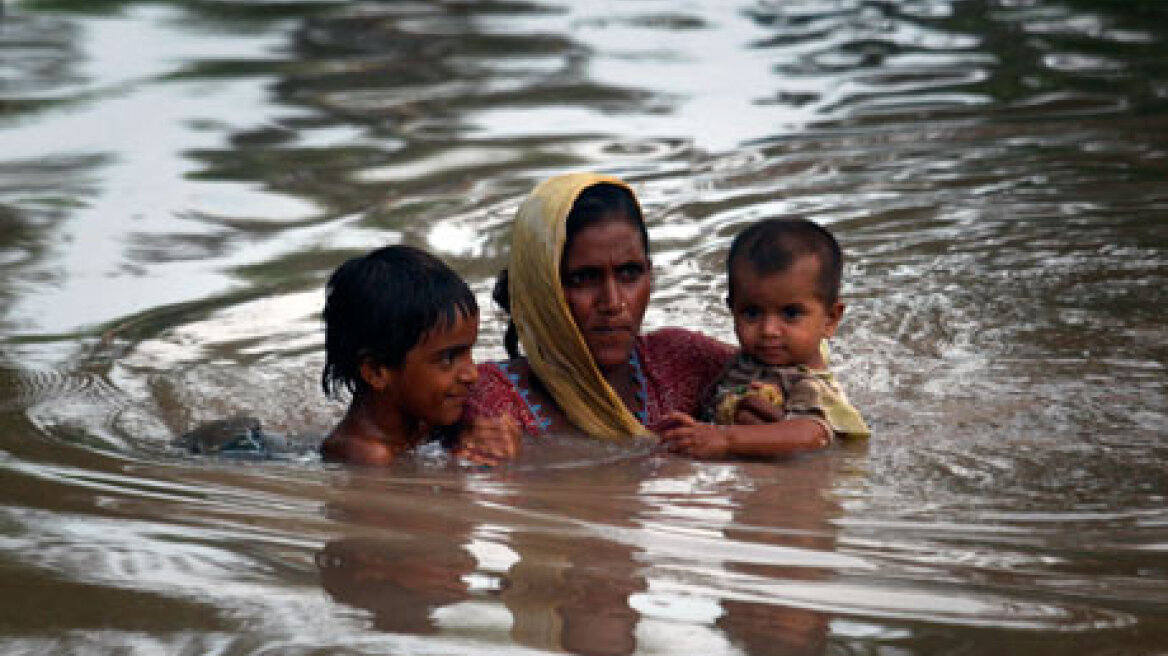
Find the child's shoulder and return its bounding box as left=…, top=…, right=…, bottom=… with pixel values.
left=320, top=430, right=396, bottom=466
left=779, top=366, right=870, bottom=440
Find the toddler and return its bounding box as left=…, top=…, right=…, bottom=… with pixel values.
left=660, top=218, right=869, bottom=458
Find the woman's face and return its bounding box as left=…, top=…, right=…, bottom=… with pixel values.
left=561, top=214, right=651, bottom=374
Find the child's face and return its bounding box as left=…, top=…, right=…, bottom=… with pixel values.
left=386, top=311, right=480, bottom=428
left=729, top=256, right=843, bottom=369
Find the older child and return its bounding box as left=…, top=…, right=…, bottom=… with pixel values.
left=659, top=218, right=869, bottom=459
left=320, top=245, right=518, bottom=466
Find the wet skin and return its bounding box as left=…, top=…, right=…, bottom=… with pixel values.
left=322, top=311, right=480, bottom=465
left=379, top=311, right=481, bottom=430
left=729, top=255, right=843, bottom=369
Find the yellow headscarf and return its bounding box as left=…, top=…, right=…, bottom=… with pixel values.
left=509, top=173, right=650, bottom=440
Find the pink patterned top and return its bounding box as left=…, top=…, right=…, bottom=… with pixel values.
left=464, top=328, right=735, bottom=435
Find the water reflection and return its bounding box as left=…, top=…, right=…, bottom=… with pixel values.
left=499, top=464, right=649, bottom=655
left=313, top=456, right=845, bottom=654
left=711, top=459, right=837, bottom=654
left=318, top=500, right=478, bottom=636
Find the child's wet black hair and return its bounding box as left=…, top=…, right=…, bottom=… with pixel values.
left=727, top=218, right=842, bottom=306
left=493, top=182, right=649, bottom=359
left=322, top=244, right=478, bottom=399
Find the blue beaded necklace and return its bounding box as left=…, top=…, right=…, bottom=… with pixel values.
left=630, top=348, right=649, bottom=425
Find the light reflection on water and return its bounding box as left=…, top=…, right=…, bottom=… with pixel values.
left=1, top=0, right=1167, bottom=653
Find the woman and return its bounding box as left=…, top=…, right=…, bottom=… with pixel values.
left=461, top=172, right=736, bottom=449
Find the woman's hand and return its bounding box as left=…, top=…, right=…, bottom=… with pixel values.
left=454, top=416, right=521, bottom=466
left=658, top=412, right=733, bottom=459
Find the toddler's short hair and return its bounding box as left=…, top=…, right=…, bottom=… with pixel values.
left=727, top=218, right=842, bottom=305
left=322, top=245, right=477, bottom=399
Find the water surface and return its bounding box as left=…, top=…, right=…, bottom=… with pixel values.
left=1, top=0, right=1165, bottom=653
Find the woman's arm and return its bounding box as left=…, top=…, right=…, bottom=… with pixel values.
left=462, top=361, right=544, bottom=433
left=453, top=361, right=545, bottom=465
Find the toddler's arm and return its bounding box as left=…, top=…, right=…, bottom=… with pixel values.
left=659, top=410, right=832, bottom=459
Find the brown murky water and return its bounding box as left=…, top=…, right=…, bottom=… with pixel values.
left=1, top=0, right=1165, bottom=653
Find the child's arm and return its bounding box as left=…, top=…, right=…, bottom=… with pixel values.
left=659, top=411, right=831, bottom=459
left=454, top=416, right=521, bottom=466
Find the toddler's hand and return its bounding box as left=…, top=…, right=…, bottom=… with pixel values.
left=734, top=383, right=786, bottom=424
left=454, top=416, right=520, bottom=466
left=658, top=412, right=732, bottom=459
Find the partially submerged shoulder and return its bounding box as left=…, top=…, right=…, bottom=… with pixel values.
left=320, top=429, right=395, bottom=466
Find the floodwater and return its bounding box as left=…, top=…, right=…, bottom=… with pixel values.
left=1, top=0, right=1165, bottom=653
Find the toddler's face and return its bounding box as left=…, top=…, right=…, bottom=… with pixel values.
left=386, top=311, right=480, bottom=427
left=729, top=256, right=842, bottom=368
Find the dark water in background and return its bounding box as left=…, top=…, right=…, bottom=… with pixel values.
left=1, top=0, right=1166, bottom=653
